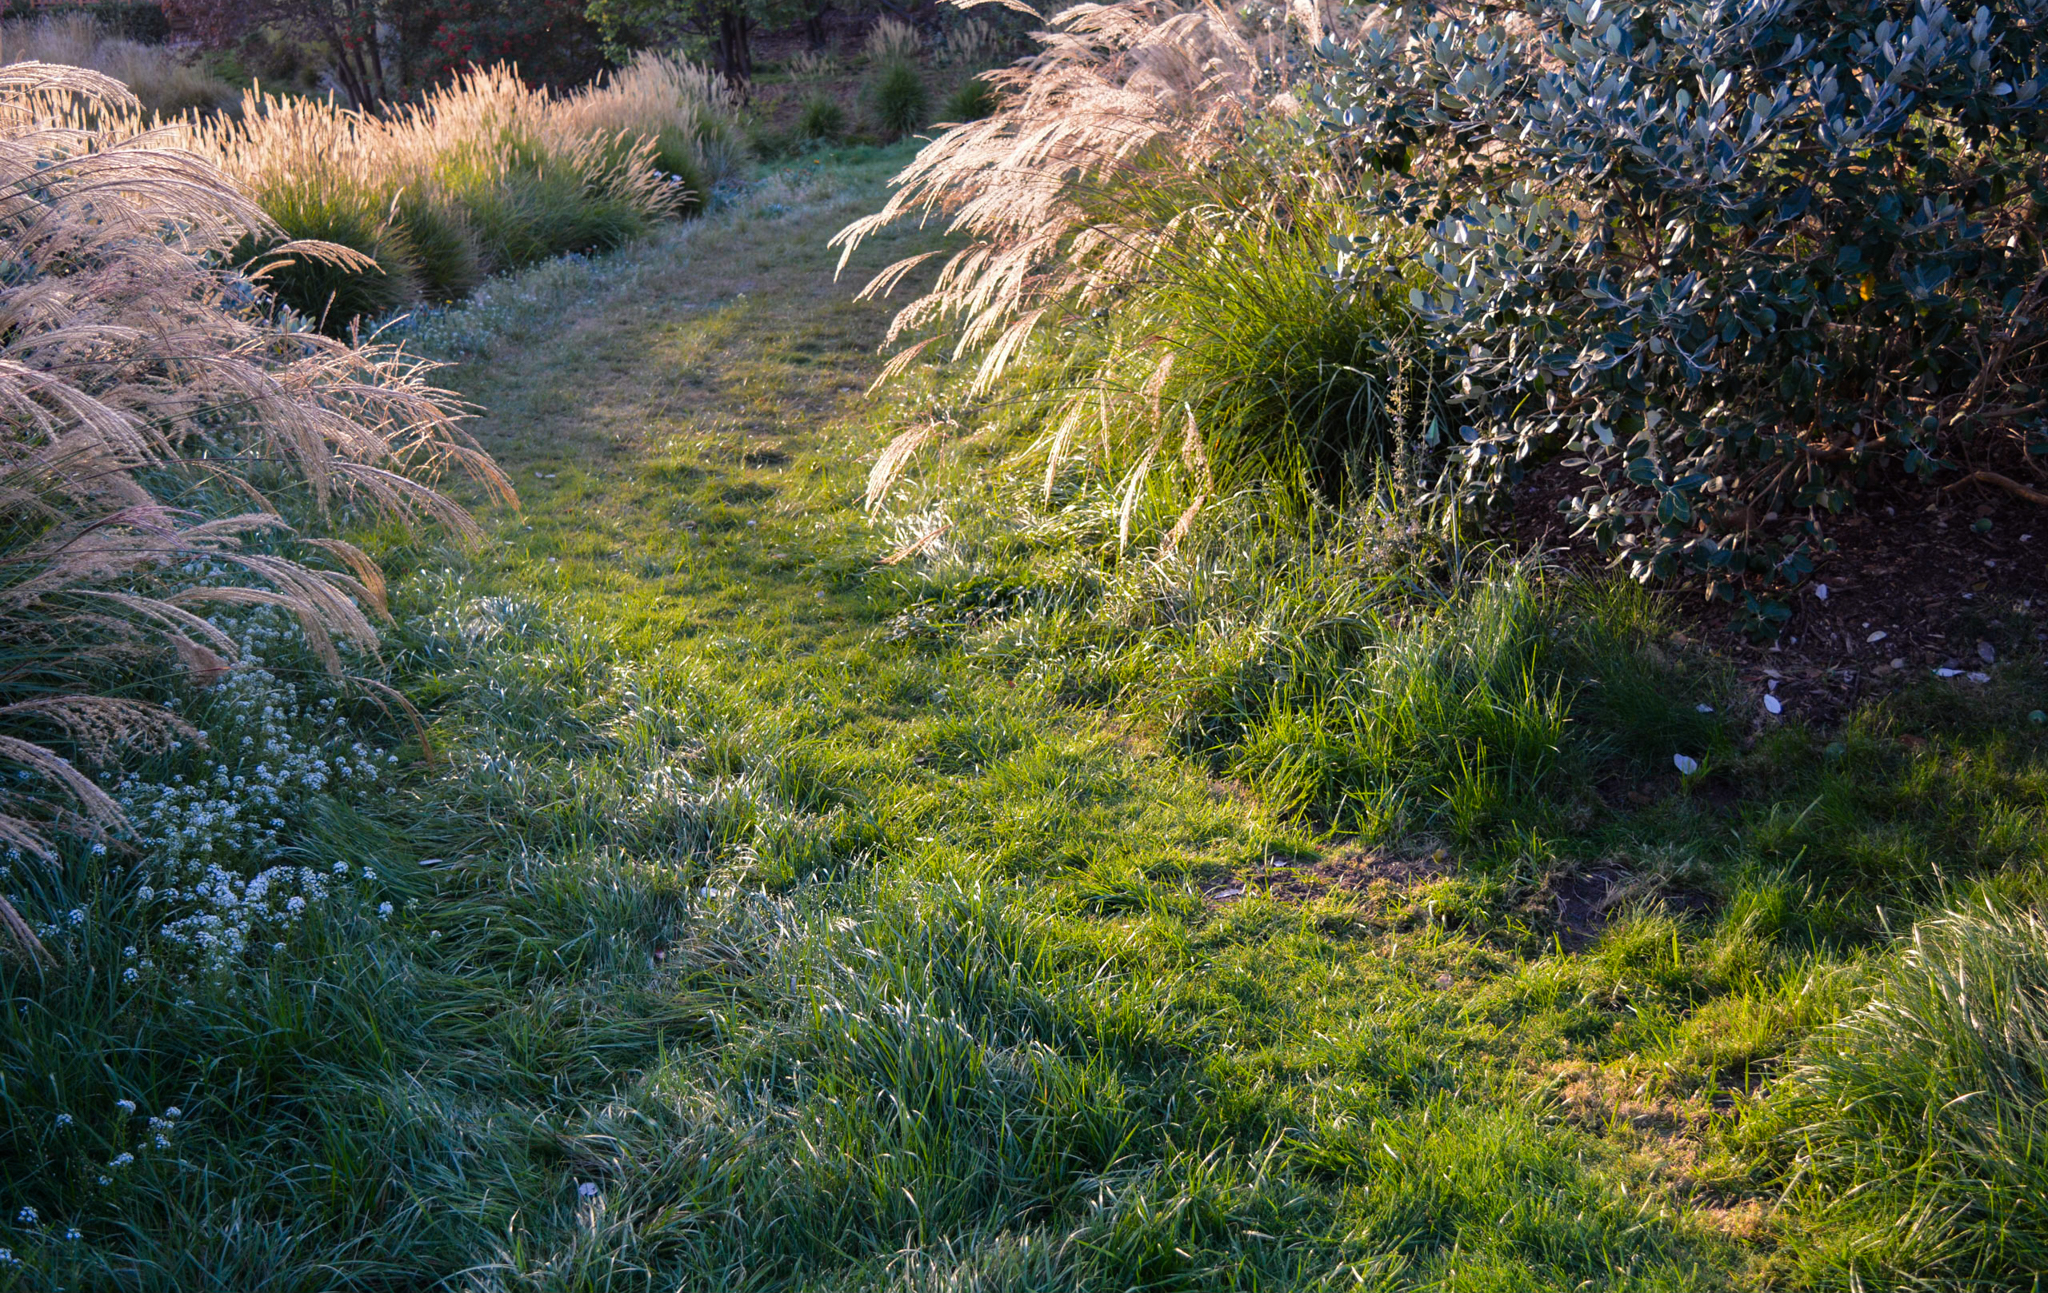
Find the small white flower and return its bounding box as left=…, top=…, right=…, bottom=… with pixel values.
left=164, top=1108, right=181, bottom=1119
left=1673, top=753, right=1700, bottom=776
left=54, top=1113, right=71, bottom=1128
left=577, top=1182, right=600, bottom=1198
left=16, top=1206, right=36, bottom=1224
left=123, top=968, right=138, bottom=983
left=115, top=1099, right=136, bottom=1115
left=378, top=902, right=394, bottom=919
left=67, top=908, right=86, bottom=925
left=1695, top=703, right=1713, bottom=713
left=64, top=1227, right=81, bottom=1240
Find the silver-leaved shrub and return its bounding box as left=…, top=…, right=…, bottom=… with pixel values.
left=1322, top=0, right=2048, bottom=627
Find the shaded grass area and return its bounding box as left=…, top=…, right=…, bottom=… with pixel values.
left=1, top=150, right=2044, bottom=1290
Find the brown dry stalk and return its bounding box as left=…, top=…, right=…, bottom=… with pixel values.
left=1946, top=471, right=2048, bottom=507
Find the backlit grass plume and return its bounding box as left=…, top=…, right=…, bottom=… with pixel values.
left=0, top=61, right=510, bottom=957
left=839, top=0, right=1413, bottom=521
left=832, top=0, right=1333, bottom=372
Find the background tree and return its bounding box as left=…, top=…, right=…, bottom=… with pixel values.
left=585, top=0, right=804, bottom=84
left=167, top=0, right=396, bottom=105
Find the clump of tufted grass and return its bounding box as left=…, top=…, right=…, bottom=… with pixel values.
left=1749, top=897, right=2048, bottom=1290
left=0, top=63, right=507, bottom=954
left=867, top=59, right=928, bottom=139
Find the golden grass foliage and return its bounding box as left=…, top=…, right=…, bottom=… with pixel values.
left=28, top=50, right=737, bottom=328
left=0, top=62, right=509, bottom=954
left=833, top=0, right=1337, bottom=380
left=1, top=13, right=235, bottom=116
left=179, top=55, right=739, bottom=311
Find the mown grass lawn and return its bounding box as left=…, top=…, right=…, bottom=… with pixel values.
left=6, top=149, right=2046, bottom=1292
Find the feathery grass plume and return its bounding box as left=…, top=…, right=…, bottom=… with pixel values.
left=838, top=0, right=1409, bottom=507
left=933, top=16, right=1006, bottom=67
left=552, top=51, right=744, bottom=210
left=788, top=49, right=838, bottom=81
left=0, top=61, right=509, bottom=955
left=865, top=17, right=925, bottom=64
left=833, top=0, right=1332, bottom=363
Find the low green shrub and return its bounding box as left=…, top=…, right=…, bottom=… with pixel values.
left=940, top=74, right=997, bottom=122
left=1751, top=898, right=2048, bottom=1289
left=799, top=96, right=847, bottom=141
left=869, top=61, right=928, bottom=138
left=1323, top=0, right=2048, bottom=627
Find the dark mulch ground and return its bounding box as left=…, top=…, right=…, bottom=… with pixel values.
left=1502, top=461, right=2048, bottom=729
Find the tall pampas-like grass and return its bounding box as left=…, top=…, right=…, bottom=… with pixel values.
left=838, top=0, right=1407, bottom=521
left=50, top=53, right=739, bottom=330
left=0, top=62, right=510, bottom=958
left=833, top=0, right=1335, bottom=370
left=178, top=58, right=736, bottom=324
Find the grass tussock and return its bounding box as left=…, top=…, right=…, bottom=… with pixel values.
left=834, top=0, right=1336, bottom=364
left=841, top=1, right=1418, bottom=517
left=1746, top=897, right=2048, bottom=1289
left=95, top=55, right=743, bottom=332
left=0, top=63, right=505, bottom=953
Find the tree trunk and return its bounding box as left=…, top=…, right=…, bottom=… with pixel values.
left=710, top=6, right=753, bottom=84
left=804, top=1, right=830, bottom=50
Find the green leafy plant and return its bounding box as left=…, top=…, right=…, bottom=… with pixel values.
left=1321, top=0, right=2048, bottom=627
left=798, top=95, right=847, bottom=141
left=940, top=73, right=998, bottom=122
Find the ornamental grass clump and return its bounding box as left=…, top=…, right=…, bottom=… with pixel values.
left=0, top=61, right=509, bottom=958
left=166, top=54, right=737, bottom=331
left=0, top=12, right=235, bottom=116
left=838, top=0, right=1372, bottom=525
left=1319, top=0, right=2048, bottom=627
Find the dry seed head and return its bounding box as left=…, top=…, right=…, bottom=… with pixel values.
left=0, top=59, right=506, bottom=912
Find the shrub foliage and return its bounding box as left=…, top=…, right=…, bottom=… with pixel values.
left=1321, top=0, right=2048, bottom=623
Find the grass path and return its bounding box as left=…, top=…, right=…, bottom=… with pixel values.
left=13, top=149, right=2035, bottom=1293
left=352, top=154, right=1749, bottom=1291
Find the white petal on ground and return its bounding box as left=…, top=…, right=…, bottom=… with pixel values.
left=1674, top=754, right=1700, bottom=775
